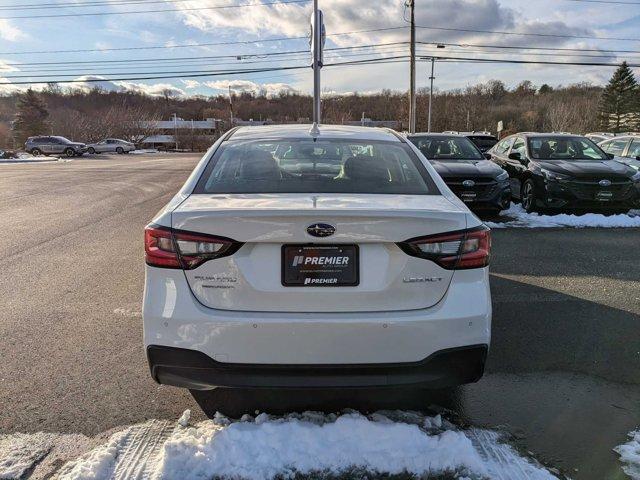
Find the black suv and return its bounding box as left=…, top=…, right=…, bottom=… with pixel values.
left=25, top=136, right=87, bottom=157
left=408, top=133, right=511, bottom=213
left=488, top=133, right=640, bottom=212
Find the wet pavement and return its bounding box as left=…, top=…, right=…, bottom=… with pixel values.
left=1, top=154, right=639, bottom=479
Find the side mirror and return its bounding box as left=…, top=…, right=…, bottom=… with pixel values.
left=606, top=153, right=615, bottom=159
left=508, top=152, right=521, bottom=160
left=484, top=152, right=492, bottom=160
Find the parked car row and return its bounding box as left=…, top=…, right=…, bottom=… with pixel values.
left=408, top=132, right=640, bottom=214
left=24, top=136, right=136, bottom=157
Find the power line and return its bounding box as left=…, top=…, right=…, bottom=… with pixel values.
left=416, top=24, right=640, bottom=42
left=3, top=53, right=636, bottom=86
left=0, top=0, right=200, bottom=10
left=420, top=41, right=640, bottom=55
left=0, top=56, right=411, bottom=85
left=0, top=48, right=413, bottom=78
left=426, top=55, right=639, bottom=67
left=0, top=42, right=408, bottom=67
left=7, top=45, right=637, bottom=78
left=4, top=46, right=412, bottom=74
left=563, top=0, right=640, bottom=4
left=0, top=26, right=407, bottom=56
left=0, top=0, right=310, bottom=20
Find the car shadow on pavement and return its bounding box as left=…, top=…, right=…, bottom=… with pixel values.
left=190, top=384, right=463, bottom=419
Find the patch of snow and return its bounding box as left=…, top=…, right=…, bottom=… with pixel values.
left=486, top=203, right=640, bottom=228
left=57, top=431, right=127, bottom=480
left=129, top=149, right=159, bottom=155
left=54, top=412, right=555, bottom=480
left=177, top=410, right=190, bottom=428
left=153, top=412, right=490, bottom=480
left=0, top=154, right=64, bottom=163
left=0, top=432, right=53, bottom=479
left=615, top=430, right=640, bottom=479
left=2, top=412, right=559, bottom=480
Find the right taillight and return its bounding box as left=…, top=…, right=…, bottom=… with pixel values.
left=398, top=225, right=491, bottom=270
left=144, top=224, right=241, bottom=270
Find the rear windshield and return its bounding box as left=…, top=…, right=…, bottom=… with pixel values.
left=194, top=139, right=439, bottom=195
left=528, top=136, right=608, bottom=160
left=408, top=135, right=484, bottom=160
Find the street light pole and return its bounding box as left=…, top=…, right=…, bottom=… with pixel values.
left=311, top=0, right=324, bottom=129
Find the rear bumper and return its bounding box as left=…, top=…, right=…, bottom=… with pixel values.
left=147, top=344, right=488, bottom=389
left=143, top=266, right=491, bottom=384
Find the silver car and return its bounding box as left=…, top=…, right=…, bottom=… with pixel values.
left=87, top=138, right=136, bottom=154
left=24, top=136, right=87, bottom=157
left=599, top=135, right=640, bottom=170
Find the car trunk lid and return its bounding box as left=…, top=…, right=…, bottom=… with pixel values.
left=171, top=193, right=468, bottom=313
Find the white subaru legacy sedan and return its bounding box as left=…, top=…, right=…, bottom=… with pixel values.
left=143, top=125, right=491, bottom=390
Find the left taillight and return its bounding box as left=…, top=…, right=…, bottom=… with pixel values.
left=144, top=224, right=241, bottom=270
left=398, top=225, right=491, bottom=270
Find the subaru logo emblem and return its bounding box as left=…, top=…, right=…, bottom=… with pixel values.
left=599, top=179, right=611, bottom=187
left=306, top=223, right=336, bottom=238
left=462, top=180, right=475, bottom=188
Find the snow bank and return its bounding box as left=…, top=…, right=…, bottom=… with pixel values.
left=486, top=203, right=640, bottom=228
left=129, top=149, right=159, bottom=155
left=48, top=411, right=557, bottom=480
left=0, top=432, right=54, bottom=479
left=615, top=430, right=640, bottom=479
left=58, top=431, right=126, bottom=480
left=0, top=154, right=64, bottom=163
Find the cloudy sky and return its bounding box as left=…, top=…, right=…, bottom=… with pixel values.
left=0, top=0, right=639, bottom=97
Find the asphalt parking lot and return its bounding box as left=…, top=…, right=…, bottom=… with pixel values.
left=1, top=153, right=639, bottom=479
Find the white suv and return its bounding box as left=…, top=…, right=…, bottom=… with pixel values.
left=143, top=125, right=491, bottom=390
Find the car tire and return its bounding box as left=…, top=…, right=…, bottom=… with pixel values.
left=87, top=147, right=95, bottom=154
left=116, top=147, right=124, bottom=154
left=30, top=148, right=41, bottom=156
left=521, top=179, right=539, bottom=213
left=64, top=148, right=75, bottom=158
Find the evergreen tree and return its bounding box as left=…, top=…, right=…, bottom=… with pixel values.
left=12, top=89, right=50, bottom=144
left=538, top=84, right=553, bottom=95
left=598, top=62, right=639, bottom=133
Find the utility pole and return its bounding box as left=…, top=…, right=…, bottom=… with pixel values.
left=407, top=0, right=416, bottom=133
left=428, top=56, right=434, bottom=132
left=228, top=85, right=234, bottom=128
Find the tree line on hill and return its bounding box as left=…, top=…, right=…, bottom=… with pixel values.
left=1, top=62, right=638, bottom=151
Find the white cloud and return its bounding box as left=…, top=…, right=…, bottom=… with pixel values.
left=181, top=79, right=201, bottom=89
left=205, top=79, right=298, bottom=96
left=0, top=20, right=27, bottom=42
left=172, top=0, right=593, bottom=49
left=119, top=81, right=186, bottom=97
left=69, top=76, right=186, bottom=97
